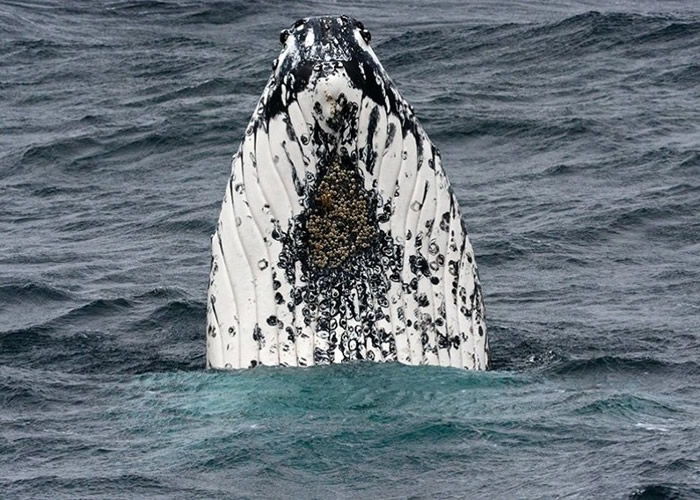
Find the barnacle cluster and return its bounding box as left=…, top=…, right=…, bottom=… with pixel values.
left=306, top=156, right=375, bottom=269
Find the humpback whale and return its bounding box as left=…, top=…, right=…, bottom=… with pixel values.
left=206, top=16, right=489, bottom=370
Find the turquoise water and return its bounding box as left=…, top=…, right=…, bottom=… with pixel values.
left=3, top=362, right=697, bottom=497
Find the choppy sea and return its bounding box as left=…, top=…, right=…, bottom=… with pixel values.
left=2, top=1, right=699, bottom=498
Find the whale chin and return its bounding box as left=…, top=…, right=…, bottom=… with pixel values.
left=206, top=16, right=489, bottom=370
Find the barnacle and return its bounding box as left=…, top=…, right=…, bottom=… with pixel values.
left=307, top=156, right=375, bottom=269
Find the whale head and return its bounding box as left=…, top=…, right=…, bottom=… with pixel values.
left=264, top=16, right=396, bottom=120
left=277, top=16, right=373, bottom=66
left=207, top=17, right=489, bottom=371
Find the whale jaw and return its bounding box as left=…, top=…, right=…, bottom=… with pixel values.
left=206, top=17, right=489, bottom=370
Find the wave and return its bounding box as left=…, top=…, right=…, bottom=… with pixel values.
left=503, top=200, right=699, bottom=251
left=520, top=11, right=700, bottom=54
left=144, top=298, right=203, bottom=322
left=126, top=77, right=234, bottom=105
left=0, top=286, right=206, bottom=375
left=629, top=483, right=700, bottom=500
left=551, top=356, right=699, bottom=376
left=1, top=474, right=170, bottom=499
left=104, top=0, right=175, bottom=13
left=0, top=287, right=196, bottom=332
left=679, top=151, right=700, bottom=169
left=0, top=322, right=204, bottom=375
left=0, top=282, right=73, bottom=306
left=428, top=114, right=599, bottom=143
left=381, top=11, right=700, bottom=71
left=19, top=136, right=104, bottom=169
left=12, top=126, right=206, bottom=174
left=61, top=297, right=134, bottom=320
left=477, top=239, right=528, bottom=266
left=632, top=20, right=700, bottom=45
left=0, top=325, right=54, bottom=356
left=0, top=365, right=100, bottom=409
left=573, top=394, right=680, bottom=418
left=183, top=1, right=256, bottom=25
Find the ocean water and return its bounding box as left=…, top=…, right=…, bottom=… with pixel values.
left=1, top=0, right=699, bottom=498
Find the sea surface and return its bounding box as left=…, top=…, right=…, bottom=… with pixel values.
left=1, top=0, right=699, bottom=498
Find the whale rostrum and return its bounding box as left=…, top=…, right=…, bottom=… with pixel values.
left=206, top=16, right=489, bottom=370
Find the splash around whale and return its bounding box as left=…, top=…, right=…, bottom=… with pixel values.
left=206, top=16, right=489, bottom=370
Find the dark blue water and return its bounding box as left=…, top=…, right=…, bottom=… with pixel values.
left=2, top=1, right=699, bottom=498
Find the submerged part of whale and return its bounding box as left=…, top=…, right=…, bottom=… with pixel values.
left=206, top=16, right=489, bottom=370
